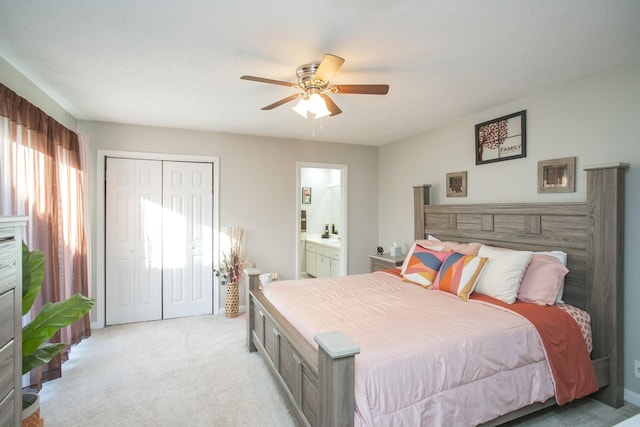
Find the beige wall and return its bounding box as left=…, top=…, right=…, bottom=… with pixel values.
left=80, top=121, right=378, bottom=282
left=378, top=60, right=640, bottom=401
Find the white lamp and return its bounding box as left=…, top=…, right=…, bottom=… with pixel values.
left=292, top=98, right=310, bottom=118
left=291, top=93, right=331, bottom=119
left=308, top=93, right=331, bottom=118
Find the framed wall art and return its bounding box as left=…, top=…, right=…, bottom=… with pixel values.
left=446, top=171, right=467, bottom=197
left=475, top=110, right=527, bottom=165
left=537, top=156, right=576, bottom=193
left=302, top=187, right=312, bottom=204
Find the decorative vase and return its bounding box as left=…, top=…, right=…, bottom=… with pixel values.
left=225, top=281, right=239, bottom=318
left=22, top=392, right=41, bottom=427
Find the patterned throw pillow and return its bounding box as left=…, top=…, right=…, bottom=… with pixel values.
left=415, top=239, right=481, bottom=256
left=557, top=304, right=593, bottom=353
left=401, top=244, right=450, bottom=288
left=433, top=252, right=488, bottom=300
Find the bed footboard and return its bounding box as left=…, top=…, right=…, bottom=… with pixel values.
left=245, top=269, right=359, bottom=427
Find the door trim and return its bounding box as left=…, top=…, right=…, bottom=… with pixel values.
left=96, top=150, right=220, bottom=328
left=295, top=162, right=348, bottom=278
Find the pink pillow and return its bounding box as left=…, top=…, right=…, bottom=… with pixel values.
left=517, top=254, right=569, bottom=305
left=415, top=239, right=481, bottom=256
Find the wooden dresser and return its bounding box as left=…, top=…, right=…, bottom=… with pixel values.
left=0, top=217, right=26, bottom=427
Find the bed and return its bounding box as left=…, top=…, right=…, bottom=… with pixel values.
left=245, top=163, right=627, bottom=427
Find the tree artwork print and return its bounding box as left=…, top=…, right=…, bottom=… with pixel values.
left=477, top=120, right=508, bottom=160
left=475, top=111, right=526, bottom=165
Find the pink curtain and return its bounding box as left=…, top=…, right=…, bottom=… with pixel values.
left=0, top=83, right=91, bottom=388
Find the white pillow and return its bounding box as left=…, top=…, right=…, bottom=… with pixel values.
left=475, top=245, right=533, bottom=304
left=536, top=250, right=567, bottom=265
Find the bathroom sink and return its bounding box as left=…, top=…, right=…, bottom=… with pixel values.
left=322, top=238, right=340, bottom=247
left=306, top=235, right=341, bottom=247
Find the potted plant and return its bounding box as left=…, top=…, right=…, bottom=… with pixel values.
left=21, top=243, right=95, bottom=426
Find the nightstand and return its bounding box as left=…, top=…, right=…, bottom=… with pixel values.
left=369, top=253, right=405, bottom=272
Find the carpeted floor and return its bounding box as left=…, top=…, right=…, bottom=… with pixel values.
left=40, top=315, right=297, bottom=427
left=39, top=314, right=639, bottom=426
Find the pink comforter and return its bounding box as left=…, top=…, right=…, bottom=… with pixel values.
left=262, top=271, right=572, bottom=426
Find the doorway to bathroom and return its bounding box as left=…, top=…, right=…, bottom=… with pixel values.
left=296, top=162, right=348, bottom=279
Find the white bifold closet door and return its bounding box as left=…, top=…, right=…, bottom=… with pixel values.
left=105, top=158, right=213, bottom=325
left=162, top=161, right=213, bottom=319
left=106, top=158, right=163, bottom=325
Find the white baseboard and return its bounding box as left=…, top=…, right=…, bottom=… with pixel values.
left=220, top=305, right=246, bottom=317
left=91, top=305, right=243, bottom=330
left=614, top=412, right=640, bottom=426
left=625, top=388, right=640, bottom=406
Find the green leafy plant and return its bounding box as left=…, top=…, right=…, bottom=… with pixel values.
left=21, top=242, right=95, bottom=375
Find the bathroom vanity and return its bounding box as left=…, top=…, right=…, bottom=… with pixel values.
left=305, top=236, right=340, bottom=278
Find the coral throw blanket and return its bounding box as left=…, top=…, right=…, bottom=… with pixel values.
left=470, top=293, right=599, bottom=405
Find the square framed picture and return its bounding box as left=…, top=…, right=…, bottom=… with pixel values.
left=537, top=156, right=576, bottom=193
left=446, top=171, right=467, bottom=197
left=302, top=187, right=312, bottom=204
left=475, top=110, right=526, bottom=165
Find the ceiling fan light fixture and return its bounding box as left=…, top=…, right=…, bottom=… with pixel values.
left=242, top=53, right=389, bottom=120
left=292, top=98, right=310, bottom=118
left=292, top=94, right=331, bottom=119
left=308, top=93, right=331, bottom=118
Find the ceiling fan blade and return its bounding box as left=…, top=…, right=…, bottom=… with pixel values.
left=241, top=75, right=297, bottom=88
left=313, top=54, right=345, bottom=84
left=261, top=94, right=301, bottom=110
left=320, top=94, right=342, bottom=116
left=331, top=84, right=389, bottom=95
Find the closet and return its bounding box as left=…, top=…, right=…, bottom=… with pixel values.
left=105, top=158, right=213, bottom=325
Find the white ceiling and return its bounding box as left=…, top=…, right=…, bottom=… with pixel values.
left=1, top=1, right=639, bottom=146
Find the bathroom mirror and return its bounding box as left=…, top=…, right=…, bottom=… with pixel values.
left=328, top=184, right=340, bottom=234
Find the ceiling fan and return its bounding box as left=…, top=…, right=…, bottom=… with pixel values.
left=240, top=54, right=389, bottom=118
